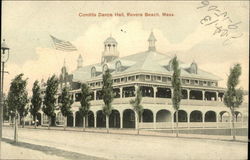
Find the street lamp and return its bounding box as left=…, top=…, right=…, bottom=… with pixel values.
left=0, top=39, right=10, bottom=139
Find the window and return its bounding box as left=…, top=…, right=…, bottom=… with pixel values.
left=157, top=76, right=161, bottom=81
left=167, top=77, right=172, bottom=81
left=190, top=80, right=194, bottom=85
left=162, top=77, right=167, bottom=82
left=128, top=76, right=135, bottom=81
left=211, top=82, right=216, bottom=86
left=114, top=79, right=120, bottom=83
left=194, top=80, right=199, bottom=85
left=121, top=77, right=127, bottom=82
left=146, top=75, right=151, bottom=80
left=136, top=75, right=139, bottom=80
left=203, top=81, right=207, bottom=86
left=96, top=82, right=101, bottom=86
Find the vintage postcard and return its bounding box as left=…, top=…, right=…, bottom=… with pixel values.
left=1, top=1, right=249, bottom=160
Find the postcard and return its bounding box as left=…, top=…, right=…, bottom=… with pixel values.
left=1, top=1, right=249, bottom=160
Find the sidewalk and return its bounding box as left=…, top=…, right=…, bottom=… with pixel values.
left=0, top=141, right=67, bottom=160
left=8, top=125, right=248, bottom=143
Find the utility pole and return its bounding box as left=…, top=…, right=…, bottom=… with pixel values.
left=0, top=39, right=10, bottom=140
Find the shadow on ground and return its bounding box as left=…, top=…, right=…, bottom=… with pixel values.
left=2, top=138, right=107, bottom=160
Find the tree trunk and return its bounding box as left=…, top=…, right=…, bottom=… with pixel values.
left=14, top=114, right=18, bottom=143
left=136, top=112, right=139, bottom=135
left=106, top=115, right=109, bottom=133
left=83, top=116, right=86, bottom=132
left=22, top=116, right=25, bottom=128
left=231, top=110, right=236, bottom=140
left=64, top=116, right=67, bottom=131
left=34, top=115, right=37, bottom=129
left=176, top=110, right=179, bottom=137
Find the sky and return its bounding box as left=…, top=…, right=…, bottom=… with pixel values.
left=1, top=1, right=249, bottom=95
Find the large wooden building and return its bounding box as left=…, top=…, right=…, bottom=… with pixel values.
left=36, top=32, right=248, bottom=129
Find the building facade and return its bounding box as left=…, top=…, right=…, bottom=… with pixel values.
left=35, top=32, right=248, bottom=129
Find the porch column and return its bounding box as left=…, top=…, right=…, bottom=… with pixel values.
left=9, top=116, right=11, bottom=125
left=94, top=112, right=97, bottom=128
left=94, top=90, right=97, bottom=100
left=86, top=116, right=88, bottom=127
left=153, top=87, right=157, bottom=98
left=72, top=93, right=76, bottom=102
left=202, top=112, right=205, bottom=128
left=120, top=111, right=123, bottom=129
left=170, top=88, right=173, bottom=98
left=73, top=112, right=76, bottom=127
left=153, top=112, right=156, bottom=129
left=202, top=90, right=205, bottom=101
left=216, top=91, right=219, bottom=101
left=187, top=112, right=190, bottom=129
left=41, top=113, right=43, bottom=126
left=187, top=89, right=190, bottom=100
left=171, top=112, right=174, bottom=130
left=120, top=87, right=123, bottom=98
left=216, top=113, right=219, bottom=128
left=134, top=85, right=138, bottom=96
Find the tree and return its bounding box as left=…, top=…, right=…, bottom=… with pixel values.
left=7, top=73, right=29, bottom=142
left=60, top=86, right=73, bottom=130
left=171, top=56, right=182, bottom=137
left=102, top=69, right=114, bottom=133
left=130, top=87, right=143, bottom=135
left=43, top=75, right=59, bottom=129
left=79, top=83, right=91, bottom=131
left=30, top=80, right=42, bottom=128
left=223, top=64, right=243, bottom=140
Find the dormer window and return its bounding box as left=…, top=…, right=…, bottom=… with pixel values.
left=190, top=62, right=198, bottom=74
left=103, top=64, right=108, bottom=73
left=91, top=67, right=96, bottom=78
left=116, top=61, right=122, bottom=72
left=168, top=59, right=173, bottom=71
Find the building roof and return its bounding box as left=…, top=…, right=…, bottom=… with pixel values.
left=72, top=49, right=222, bottom=82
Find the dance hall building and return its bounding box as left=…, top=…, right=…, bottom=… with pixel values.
left=37, top=32, right=247, bottom=129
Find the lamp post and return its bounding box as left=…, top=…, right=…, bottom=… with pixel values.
left=0, top=39, right=10, bottom=140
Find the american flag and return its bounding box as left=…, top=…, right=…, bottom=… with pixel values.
left=50, top=35, right=77, bottom=52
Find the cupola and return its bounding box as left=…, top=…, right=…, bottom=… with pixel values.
left=101, top=35, right=119, bottom=63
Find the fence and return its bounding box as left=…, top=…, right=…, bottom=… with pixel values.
left=139, top=122, right=247, bottom=129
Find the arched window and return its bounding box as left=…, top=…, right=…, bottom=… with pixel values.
left=91, top=67, right=96, bottom=77
left=116, top=61, right=122, bottom=72
left=190, top=62, right=198, bottom=74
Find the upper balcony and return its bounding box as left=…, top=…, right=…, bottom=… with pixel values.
left=86, top=74, right=222, bottom=91
left=89, top=97, right=224, bottom=107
